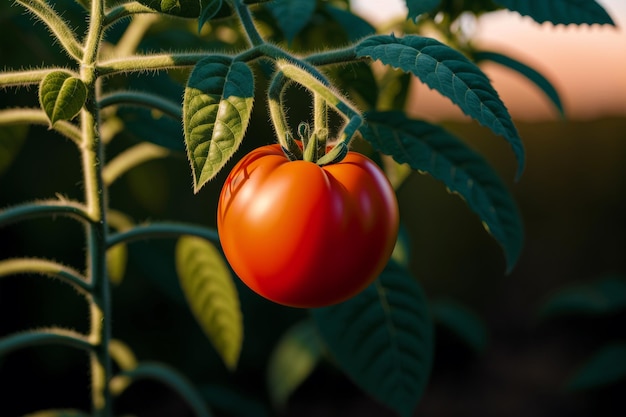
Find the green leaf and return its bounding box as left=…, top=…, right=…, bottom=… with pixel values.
left=324, top=4, right=375, bottom=42
left=567, top=343, right=626, bottom=391
left=539, top=275, right=626, bottom=319
left=0, top=125, right=27, bottom=177
left=356, top=35, right=525, bottom=179
left=183, top=56, right=254, bottom=192
left=39, top=71, right=87, bottom=126
left=267, top=320, right=323, bottom=408
left=266, top=0, right=316, bottom=43
left=106, top=243, right=127, bottom=286
left=137, top=0, right=202, bottom=17
left=406, top=0, right=441, bottom=19
left=312, top=261, right=434, bottom=417
left=325, top=62, right=379, bottom=110
left=360, top=111, right=524, bottom=272
left=493, top=0, right=615, bottom=25
left=22, top=410, right=90, bottom=417
left=473, top=51, right=564, bottom=117
left=198, top=0, right=223, bottom=31
left=121, top=362, right=214, bottom=417
left=431, top=300, right=488, bottom=353
left=175, top=236, right=243, bottom=370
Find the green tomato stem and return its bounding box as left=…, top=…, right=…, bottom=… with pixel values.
left=103, top=2, right=157, bottom=27
left=15, top=0, right=83, bottom=62
left=0, top=108, right=82, bottom=145
left=229, top=0, right=265, bottom=47
left=0, top=200, right=93, bottom=227
left=0, top=328, right=94, bottom=357
left=106, top=222, right=220, bottom=248
left=102, top=142, right=171, bottom=186
left=0, top=258, right=92, bottom=292
left=98, top=91, right=183, bottom=120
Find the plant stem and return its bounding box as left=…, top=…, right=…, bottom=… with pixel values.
left=230, top=0, right=264, bottom=47
left=81, top=1, right=113, bottom=415
left=0, top=108, right=82, bottom=144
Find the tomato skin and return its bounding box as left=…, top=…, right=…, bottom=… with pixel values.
left=217, top=144, right=399, bottom=308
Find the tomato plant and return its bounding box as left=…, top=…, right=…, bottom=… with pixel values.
left=218, top=144, right=399, bottom=308
left=0, top=0, right=618, bottom=416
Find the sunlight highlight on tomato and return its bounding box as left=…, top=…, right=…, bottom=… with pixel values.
left=217, top=144, right=399, bottom=308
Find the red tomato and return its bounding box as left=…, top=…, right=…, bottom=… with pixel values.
left=217, top=144, right=399, bottom=308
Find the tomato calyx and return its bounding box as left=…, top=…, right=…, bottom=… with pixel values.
left=280, top=122, right=349, bottom=167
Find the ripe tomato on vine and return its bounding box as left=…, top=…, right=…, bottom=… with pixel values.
left=217, top=144, right=399, bottom=308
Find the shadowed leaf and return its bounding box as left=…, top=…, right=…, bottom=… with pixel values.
left=473, top=50, right=564, bottom=116
left=494, top=0, right=615, bottom=25
left=267, top=320, right=323, bottom=408
left=539, top=275, right=626, bottom=319
left=266, top=0, right=316, bottom=43
left=431, top=300, right=488, bottom=353
left=406, top=0, right=441, bottom=19
left=176, top=236, right=243, bottom=370
left=567, top=343, right=626, bottom=391
left=357, top=35, right=524, bottom=179
left=360, top=111, right=524, bottom=272
left=312, top=261, right=433, bottom=417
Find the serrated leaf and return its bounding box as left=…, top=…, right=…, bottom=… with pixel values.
left=198, top=0, right=223, bottom=31
left=176, top=236, right=243, bottom=370
left=266, top=0, right=316, bottom=43
left=324, top=4, right=375, bottom=42
left=183, top=56, right=254, bottom=192
left=567, top=343, right=626, bottom=391
left=137, top=0, right=202, bottom=17
left=493, top=0, right=615, bottom=25
left=22, top=410, right=89, bottom=417
left=106, top=243, right=127, bottom=285
left=473, top=51, right=564, bottom=116
left=312, top=261, right=433, bottom=417
left=539, top=275, right=626, bottom=319
left=39, top=71, right=87, bottom=126
left=431, top=300, right=488, bottom=353
left=0, top=125, right=27, bottom=177
left=267, top=320, right=323, bottom=407
left=360, top=111, right=524, bottom=272
left=356, top=35, right=525, bottom=179
left=406, top=0, right=441, bottom=19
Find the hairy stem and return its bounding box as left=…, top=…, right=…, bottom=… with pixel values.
left=81, top=1, right=113, bottom=415
left=15, top=0, right=83, bottom=61
left=103, top=2, right=158, bottom=27
left=230, top=0, right=264, bottom=47
left=107, top=222, right=220, bottom=248
left=99, top=91, right=183, bottom=120
left=0, top=258, right=91, bottom=292
left=102, top=142, right=172, bottom=186
left=0, top=68, right=68, bottom=88
left=0, top=108, right=82, bottom=145
left=0, top=328, right=93, bottom=356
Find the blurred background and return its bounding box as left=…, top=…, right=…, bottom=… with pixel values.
left=1, top=1, right=625, bottom=416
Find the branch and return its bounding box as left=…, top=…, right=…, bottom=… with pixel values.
left=97, top=53, right=206, bottom=77
left=0, top=200, right=94, bottom=227
left=107, top=222, right=220, bottom=248
left=0, top=108, right=82, bottom=145
left=0, top=257, right=91, bottom=292
left=0, top=327, right=93, bottom=356
left=98, top=91, right=183, bottom=120
left=102, top=142, right=172, bottom=186
left=104, top=2, right=164, bottom=27
left=14, top=0, right=83, bottom=62
left=0, top=68, right=70, bottom=89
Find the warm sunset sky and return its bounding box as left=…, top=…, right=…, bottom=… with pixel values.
left=352, top=0, right=626, bottom=121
